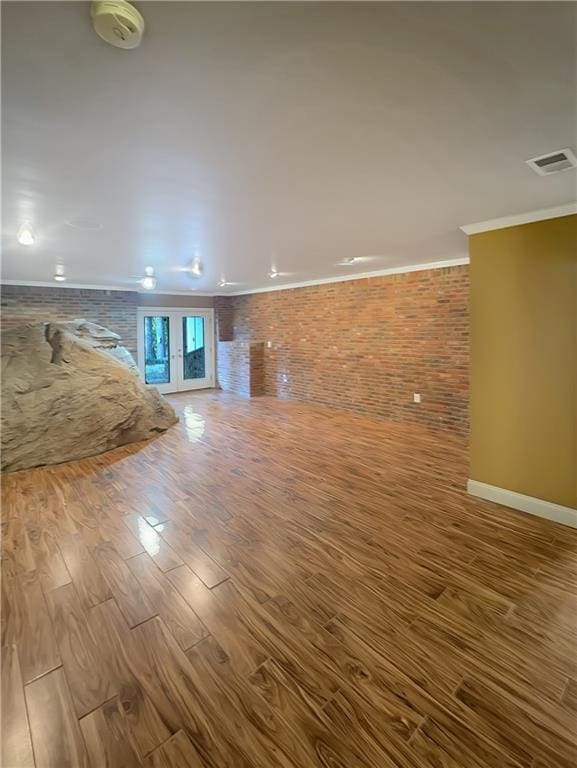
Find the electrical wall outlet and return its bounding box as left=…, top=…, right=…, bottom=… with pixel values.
left=413, top=393, right=421, bottom=403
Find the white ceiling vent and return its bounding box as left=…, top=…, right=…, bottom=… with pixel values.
left=526, top=148, right=577, bottom=176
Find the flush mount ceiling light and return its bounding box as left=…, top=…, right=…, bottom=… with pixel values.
left=218, top=278, right=241, bottom=288
left=338, top=255, right=384, bottom=266
left=91, top=1, right=145, bottom=50
left=187, top=257, right=203, bottom=278
left=141, top=266, right=157, bottom=290
left=17, top=224, right=35, bottom=246
left=53, top=264, right=66, bottom=282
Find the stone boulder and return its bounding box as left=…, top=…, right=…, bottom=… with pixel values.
left=1, top=321, right=178, bottom=472
left=52, top=318, right=141, bottom=372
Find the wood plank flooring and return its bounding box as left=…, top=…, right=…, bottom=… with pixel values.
left=2, top=390, right=576, bottom=767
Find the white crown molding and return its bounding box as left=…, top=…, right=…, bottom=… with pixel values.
left=460, top=201, right=577, bottom=235
left=467, top=479, right=577, bottom=530
left=0, top=279, right=216, bottom=296
left=1, top=257, right=469, bottom=298
left=225, top=257, right=470, bottom=296
left=136, top=288, right=216, bottom=296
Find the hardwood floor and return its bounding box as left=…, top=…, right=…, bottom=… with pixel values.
left=2, top=390, right=576, bottom=767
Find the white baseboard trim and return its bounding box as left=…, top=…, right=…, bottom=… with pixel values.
left=467, top=479, right=577, bottom=529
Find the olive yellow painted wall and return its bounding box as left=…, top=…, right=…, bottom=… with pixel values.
left=470, top=214, right=577, bottom=509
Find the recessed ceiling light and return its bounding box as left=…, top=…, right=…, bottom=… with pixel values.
left=17, top=224, right=35, bottom=246
left=53, top=264, right=66, bottom=282
left=141, top=266, right=157, bottom=290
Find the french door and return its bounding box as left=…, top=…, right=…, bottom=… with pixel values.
left=137, top=308, right=215, bottom=393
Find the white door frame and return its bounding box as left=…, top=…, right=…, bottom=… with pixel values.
left=137, top=307, right=215, bottom=394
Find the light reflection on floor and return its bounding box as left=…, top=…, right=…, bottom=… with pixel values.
left=137, top=517, right=161, bottom=556
left=183, top=406, right=206, bottom=443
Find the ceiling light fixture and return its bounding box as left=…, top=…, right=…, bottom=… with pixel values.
left=17, top=224, right=35, bottom=246
left=188, top=257, right=203, bottom=278
left=141, top=266, right=157, bottom=290
left=343, top=257, right=358, bottom=265
left=53, top=264, right=66, bottom=282
left=269, top=268, right=279, bottom=279
left=218, top=278, right=229, bottom=287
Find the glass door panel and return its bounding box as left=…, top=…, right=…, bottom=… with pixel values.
left=177, top=313, right=213, bottom=390
left=182, top=316, right=205, bottom=381
left=143, top=315, right=171, bottom=385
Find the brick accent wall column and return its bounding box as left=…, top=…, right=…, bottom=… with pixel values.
left=217, top=341, right=265, bottom=396
left=215, top=296, right=234, bottom=342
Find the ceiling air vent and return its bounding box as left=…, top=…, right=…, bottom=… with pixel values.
left=526, top=148, right=577, bottom=176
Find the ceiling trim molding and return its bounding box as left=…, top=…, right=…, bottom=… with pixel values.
left=1, top=257, right=470, bottom=298
left=223, top=257, right=470, bottom=296
left=460, top=202, right=577, bottom=235
left=0, top=279, right=216, bottom=296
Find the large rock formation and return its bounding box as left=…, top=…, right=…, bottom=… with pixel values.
left=1, top=320, right=178, bottom=472
left=52, top=319, right=141, bottom=372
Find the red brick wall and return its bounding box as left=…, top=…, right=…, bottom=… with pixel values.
left=216, top=265, right=469, bottom=433
left=218, top=341, right=265, bottom=397
left=1, top=286, right=139, bottom=355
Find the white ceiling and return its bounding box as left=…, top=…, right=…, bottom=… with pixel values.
left=2, top=1, right=576, bottom=294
